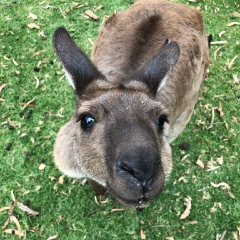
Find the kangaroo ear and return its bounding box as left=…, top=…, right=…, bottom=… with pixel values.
left=132, top=39, right=180, bottom=95
left=53, top=27, right=104, bottom=94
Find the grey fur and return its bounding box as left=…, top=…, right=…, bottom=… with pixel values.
left=53, top=0, right=210, bottom=208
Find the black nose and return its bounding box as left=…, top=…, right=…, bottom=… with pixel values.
left=117, top=149, right=160, bottom=183
left=119, top=161, right=156, bottom=183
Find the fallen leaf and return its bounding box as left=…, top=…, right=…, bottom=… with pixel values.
left=58, top=175, right=65, bottom=184
left=38, top=163, right=46, bottom=170
left=216, top=230, right=227, bottom=240
left=233, top=74, right=239, bottom=83
left=140, top=229, right=146, bottom=240
left=178, top=176, right=188, bottom=183
left=215, top=7, right=220, bottom=13
left=88, top=38, right=94, bottom=45
left=0, top=83, right=8, bottom=93
left=17, top=201, right=39, bottom=216
left=211, top=182, right=230, bottom=190
left=10, top=216, right=22, bottom=235
left=44, top=5, right=57, bottom=9
left=39, top=30, right=47, bottom=38
left=219, top=31, right=226, bottom=37
left=34, top=76, right=40, bottom=89
left=94, top=196, right=100, bottom=205
left=207, top=166, right=220, bottom=172
left=228, top=12, right=240, bottom=18
left=12, top=59, right=18, bottom=66
left=73, top=2, right=83, bottom=7
left=11, top=190, right=16, bottom=202
left=27, top=23, right=40, bottom=29
left=211, top=41, right=228, bottom=45
left=0, top=206, right=11, bottom=212
left=227, top=22, right=240, bottom=27
left=209, top=107, right=216, bottom=127
left=94, top=5, right=103, bottom=12
left=218, top=103, right=224, bottom=117
left=216, top=156, right=223, bottom=165
left=216, top=232, right=224, bottom=239
left=224, top=120, right=229, bottom=129
left=28, top=13, right=38, bottom=20
left=214, top=46, right=225, bottom=61
left=232, top=116, right=238, bottom=123
left=85, top=10, right=99, bottom=20
left=228, top=191, right=235, bottom=199
left=47, top=235, right=58, bottom=240
left=41, top=136, right=51, bottom=139
left=3, top=56, right=10, bottom=61
left=33, top=49, right=45, bottom=56
left=3, top=229, right=24, bottom=237
left=233, top=232, right=239, bottom=240
left=189, top=221, right=198, bottom=225
left=180, top=198, right=191, bottom=220
left=59, top=7, right=66, bottom=18
left=21, top=98, right=35, bottom=110
left=196, top=119, right=205, bottom=126
left=165, top=237, right=174, bottom=240
left=181, top=154, right=190, bottom=162
left=230, top=128, right=236, bottom=136
left=2, top=217, right=11, bottom=229
left=81, top=178, right=87, bottom=185
left=111, top=208, right=124, bottom=212
left=226, top=55, right=238, bottom=69
left=196, top=159, right=205, bottom=169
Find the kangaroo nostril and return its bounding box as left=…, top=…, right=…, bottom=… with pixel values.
left=118, top=160, right=158, bottom=183
left=119, top=162, right=135, bottom=175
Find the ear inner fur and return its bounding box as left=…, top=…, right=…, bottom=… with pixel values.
left=131, top=40, right=180, bottom=95
left=53, top=27, right=105, bottom=95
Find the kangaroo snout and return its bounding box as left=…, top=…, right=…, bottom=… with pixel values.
left=117, top=149, right=160, bottom=182
left=115, top=148, right=164, bottom=206
left=110, top=148, right=165, bottom=207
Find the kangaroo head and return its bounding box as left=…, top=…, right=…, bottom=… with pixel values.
left=53, top=27, right=180, bottom=208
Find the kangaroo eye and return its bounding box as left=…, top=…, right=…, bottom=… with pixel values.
left=157, top=117, right=165, bottom=128
left=157, top=115, right=169, bottom=130
left=78, top=114, right=95, bottom=130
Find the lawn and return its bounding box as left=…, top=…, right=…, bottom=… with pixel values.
left=0, top=0, right=239, bottom=239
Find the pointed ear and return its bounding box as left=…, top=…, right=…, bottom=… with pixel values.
left=53, top=27, right=104, bottom=94
left=132, top=39, right=180, bottom=95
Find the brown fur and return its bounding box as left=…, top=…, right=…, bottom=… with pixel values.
left=53, top=0, right=210, bottom=208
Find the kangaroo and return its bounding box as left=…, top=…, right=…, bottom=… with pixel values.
left=53, top=0, right=210, bottom=208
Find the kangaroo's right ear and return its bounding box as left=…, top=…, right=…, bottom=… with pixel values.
left=53, top=27, right=104, bottom=95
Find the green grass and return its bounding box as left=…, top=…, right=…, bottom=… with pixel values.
left=0, top=0, right=239, bottom=239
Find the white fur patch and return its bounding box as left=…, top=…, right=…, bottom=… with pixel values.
left=61, top=169, right=86, bottom=179
left=64, top=69, right=75, bottom=89
left=157, top=74, right=168, bottom=92
left=64, top=168, right=106, bottom=187
left=90, top=175, right=107, bottom=187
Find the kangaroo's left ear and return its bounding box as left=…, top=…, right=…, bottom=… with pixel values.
left=132, top=39, right=180, bottom=95
left=53, top=27, right=105, bottom=95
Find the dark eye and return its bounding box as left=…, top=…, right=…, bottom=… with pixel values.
left=78, top=114, right=95, bottom=130
left=157, top=115, right=169, bottom=130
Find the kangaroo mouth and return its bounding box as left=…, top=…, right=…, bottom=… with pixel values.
left=107, top=180, right=164, bottom=208
left=108, top=189, right=151, bottom=208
